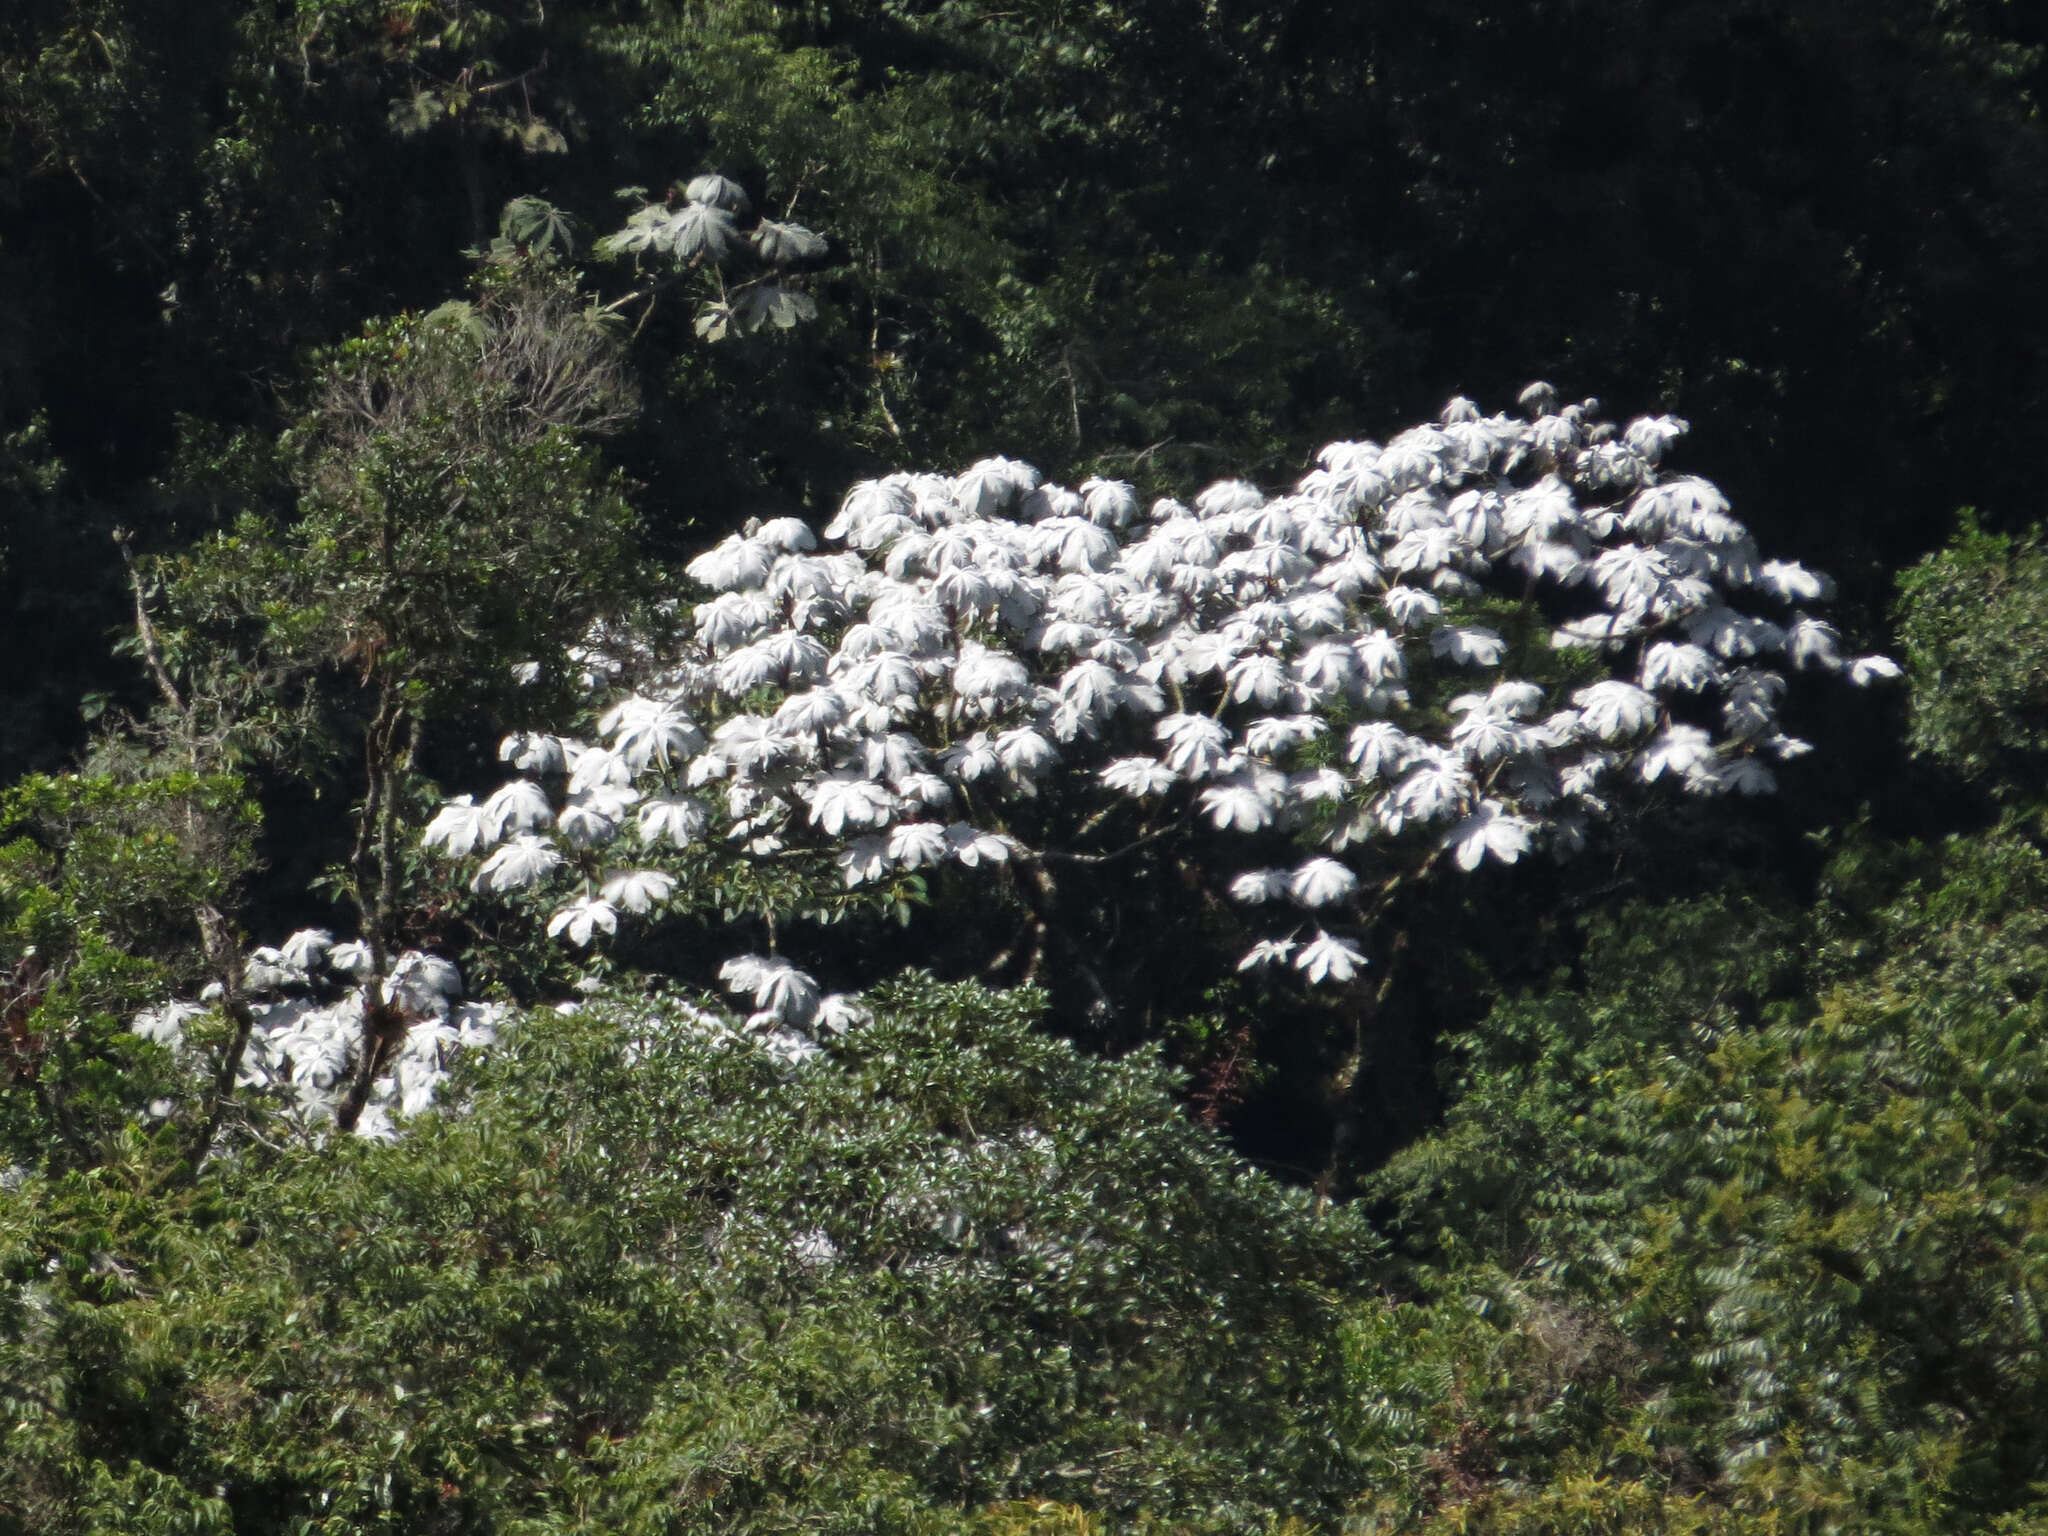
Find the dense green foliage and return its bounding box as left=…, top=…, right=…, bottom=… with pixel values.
left=1334, top=535, right=2048, bottom=1532
left=0, top=770, right=256, bottom=1172
left=0, top=979, right=1369, bottom=1533
left=4, top=1, right=2048, bottom=1530
left=1364, top=832, right=2048, bottom=1531
left=1895, top=517, right=2048, bottom=789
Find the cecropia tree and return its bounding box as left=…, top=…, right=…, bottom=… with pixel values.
left=421, top=385, right=1894, bottom=1037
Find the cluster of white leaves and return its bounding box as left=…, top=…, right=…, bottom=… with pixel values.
left=132, top=935, right=509, bottom=1141
left=704, top=953, right=874, bottom=1060
left=597, top=173, right=825, bottom=341
left=423, top=387, right=1891, bottom=991
left=132, top=929, right=864, bottom=1141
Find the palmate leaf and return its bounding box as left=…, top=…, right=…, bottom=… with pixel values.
left=735, top=284, right=819, bottom=332
left=596, top=201, right=742, bottom=267
left=684, top=172, right=751, bottom=216
left=596, top=205, right=670, bottom=259
left=508, top=118, right=568, bottom=156
left=385, top=89, right=442, bottom=138
left=420, top=299, right=488, bottom=347
left=751, top=219, right=828, bottom=266
left=693, top=302, right=734, bottom=342
left=498, top=196, right=575, bottom=258
left=665, top=201, right=742, bottom=264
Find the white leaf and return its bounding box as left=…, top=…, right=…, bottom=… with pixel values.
left=547, top=898, right=618, bottom=947
left=1441, top=800, right=1535, bottom=871
left=1238, top=938, right=1299, bottom=971
left=600, top=870, right=675, bottom=914
left=1294, top=931, right=1367, bottom=985
left=1287, top=858, right=1358, bottom=908
left=1229, top=869, right=1289, bottom=904
left=473, top=834, right=563, bottom=895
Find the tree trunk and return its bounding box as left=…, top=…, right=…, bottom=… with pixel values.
left=336, top=683, right=410, bottom=1135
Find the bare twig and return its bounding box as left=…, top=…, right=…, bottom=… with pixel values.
left=113, top=529, right=185, bottom=717
left=1041, top=821, right=1181, bottom=867
left=868, top=252, right=906, bottom=444
left=783, top=159, right=819, bottom=221
left=1062, top=347, right=1083, bottom=445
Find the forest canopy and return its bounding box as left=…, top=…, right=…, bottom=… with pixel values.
left=2, top=1, right=2047, bottom=1532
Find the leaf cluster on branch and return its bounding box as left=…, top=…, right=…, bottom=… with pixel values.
left=595, top=173, right=827, bottom=342
left=419, top=385, right=1895, bottom=1031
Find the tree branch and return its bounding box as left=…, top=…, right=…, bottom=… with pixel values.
left=113, top=528, right=185, bottom=718
left=186, top=904, right=254, bottom=1176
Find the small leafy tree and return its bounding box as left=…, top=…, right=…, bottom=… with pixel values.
left=137, top=257, right=643, bottom=1128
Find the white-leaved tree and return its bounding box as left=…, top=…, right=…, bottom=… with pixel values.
left=420, top=385, right=1896, bottom=1044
